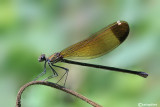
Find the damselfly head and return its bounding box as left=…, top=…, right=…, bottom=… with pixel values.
left=38, top=54, right=46, bottom=62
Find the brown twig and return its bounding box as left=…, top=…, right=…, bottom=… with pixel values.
left=16, top=81, right=102, bottom=107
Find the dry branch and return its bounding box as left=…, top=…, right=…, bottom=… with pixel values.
left=16, top=81, right=102, bottom=107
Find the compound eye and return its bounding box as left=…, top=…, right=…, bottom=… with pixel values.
left=41, top=55, right=45, bottom=59
left=38, top=54, right=46, bottom=62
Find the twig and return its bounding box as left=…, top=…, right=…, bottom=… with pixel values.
left=16, top=81, right=102, bottom=107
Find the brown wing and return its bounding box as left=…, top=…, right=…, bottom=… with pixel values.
left=60, top=21, right=129, bottom=59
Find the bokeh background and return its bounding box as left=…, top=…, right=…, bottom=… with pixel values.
left=0, top=0, right=160, bottom=107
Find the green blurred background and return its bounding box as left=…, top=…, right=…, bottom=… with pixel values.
left=0, top=0, right=160, bottom=107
